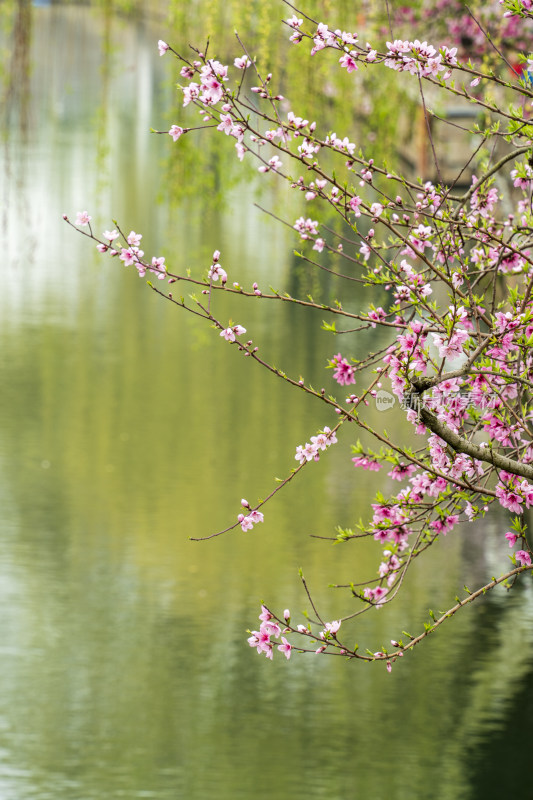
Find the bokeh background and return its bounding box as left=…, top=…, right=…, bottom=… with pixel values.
left=1, top=2, right=532, bottom=798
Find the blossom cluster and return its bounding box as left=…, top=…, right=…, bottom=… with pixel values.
left=383, top=39, right=458, bottom=79
left=220, top=325, right=246, bottom=342
left=248, top=606, right=343, bottom=660
left=70, top=215, right=170, bottom=282
left=496, top=472, right=533, bottom=514
left=294, top=427, right=337, bottom=465
left=330, top=353, right=356, bottom=387
left=247, top=606, right=292, bottom=660
left=238, top=500, right=264, bottom=532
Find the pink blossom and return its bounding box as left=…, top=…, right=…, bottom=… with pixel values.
left=388, top=463, right=417, bottom=481
left=359, top=243, right=371, bottom=261
left=286, top=14, right=303, bottom=28
left=432, top=329, right=468, bottom=360
left=238, top=513, right=254, bottom=531
left=220, top=324, right=246, bottom=342
left=217, top=114, right=234, bottom=135
left=324, top=620, right=341, bottom=634
left=158, top=40, right=169, bottom=56
left=208, top=263, right=227, bottom=283
left=287, top=111, right=309, bottom=129
left=103, top=229, right=119, bottom=241
left=298, top=138, right=320, bottom=158
left=119, top=247, right=142, bottom=267
left=349, top=195, right=363, bottom=216
left=234, top=55, right=252, bottom=69
left=76, top=211, right=91, bottom=226
left=127, top=230, right=142, bottom=247
left=352, top=455, right=381, bottom=471
left=293, top=216, right=318, bottom=237
left=309, top=433, right=327, bottom=452
left=331, top=353, right=356, bottom=386
left=520, top=481, right=533, bottom=508
left=295, top=427, right=336, bottom=465
left=237, top=508, right=263, bottom=531
left=322, top=427, right=337, bottom=445
left=182, top=83, right=199, bottom=107
left=150, top=256, right=166, bottom=279
left=339, top=53, right=358, bottom=73
left=496, top=482, right=524, bottom=514
left=259, top=605, right=272, bottom=622
left=505, top=532, right=519, bottom=548
left=259, top=155, right=283, bottom=173
left=302, top=441, right=320, bottom=462
left=277, top=637, right=293, bottom=659
left=516, top=550, right=532, bottom=566
left=372, top=586, right=389, bottom=605
left=294, top=445, right=308, bottom=465
left=247, top=630, right=272, bottom=656
left=260, top=619, right=281, bottom=638
left=367, top=307, right=386, bottom=327
left=408, top=223, right=433, bottom=251
left=169, top=125, right=184, bottom=141
left=365, top=586, right=389, bottom=606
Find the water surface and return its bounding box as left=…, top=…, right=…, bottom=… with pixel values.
left=0, top=4, right=531, bottom=799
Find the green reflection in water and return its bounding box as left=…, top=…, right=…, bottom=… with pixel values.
left=0, top=4, right=532, bottom=800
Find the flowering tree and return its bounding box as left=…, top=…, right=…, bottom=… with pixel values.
left=67, top=0, right=533, bottom=671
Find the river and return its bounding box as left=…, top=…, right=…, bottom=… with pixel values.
left=0, top=3, right=532, bottom=799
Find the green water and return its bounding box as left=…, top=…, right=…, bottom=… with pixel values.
left=0, top=4, right=532, bottom=799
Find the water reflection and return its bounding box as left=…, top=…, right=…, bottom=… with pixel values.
left=0, top=4, right=532, bottom=800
